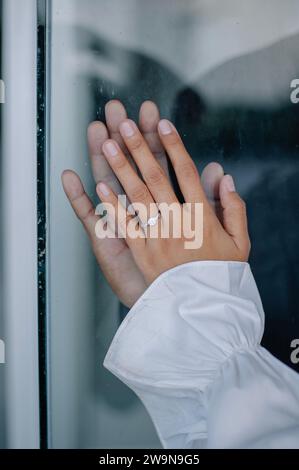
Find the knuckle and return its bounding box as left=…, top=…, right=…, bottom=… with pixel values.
left=240, top=199, right=247, bottom=212
left=145, top=166, right=165, bottom=186
left=237, top=198, right=247, bottom=212
left=80, top=207, right=94, bottom=222
left=231, top=194, right=246, bottom=212
left=177, top=161, right=198, bottom=179
left=113, top=157, right=127, bottom=171
left=131, top=185, right=149, bottom=202
left=240, top=237, right=251, bottom=260
left=128, top=137, right=143, bottom=151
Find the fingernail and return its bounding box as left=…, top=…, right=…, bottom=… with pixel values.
left=103, top=141, right=118, bottom=157
left=224, top=175, right=236, bottom=192
left=120, top=120, right=135, bottom=137
left=98, top=182, right=110, bottom=197
left=159, top=119, right=173, bottom=135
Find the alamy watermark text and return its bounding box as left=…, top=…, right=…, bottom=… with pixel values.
left=0, top=79, right=5, bottom=104
left=290, top=79, right=299, bottom=104
left=0, top=339, right=5, bottom=364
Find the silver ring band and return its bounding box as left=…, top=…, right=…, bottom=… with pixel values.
left=141, top=212, right=160, bottom=229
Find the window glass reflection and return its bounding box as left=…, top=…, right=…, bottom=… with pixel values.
left=48, top=0, right=299, bottom=448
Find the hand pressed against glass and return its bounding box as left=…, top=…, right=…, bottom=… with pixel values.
left=97, top=117, right=250, bottom=285
left=62, top=100, right=165, bottom=307
left=62, top=100, right=250, bottom=305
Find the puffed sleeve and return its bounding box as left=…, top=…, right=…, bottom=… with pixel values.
left=103, top=261, right=299, bottom=449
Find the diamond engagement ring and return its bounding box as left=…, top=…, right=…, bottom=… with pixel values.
left=141, top=212, right=160, bottom=229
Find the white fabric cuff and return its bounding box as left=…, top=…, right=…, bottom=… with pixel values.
left=103, top=261, right=265, bottom=448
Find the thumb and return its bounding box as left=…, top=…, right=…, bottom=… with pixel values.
left=219, top=175, right=251, bottom=257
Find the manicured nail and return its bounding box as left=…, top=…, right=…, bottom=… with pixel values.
left=224, top=175, right=236, bottom=192
left=120, top=120, right=135, bottom=137
left=159, top=119, right=173, bottom=135
left=103, top=141, right=118, bottom=157
left=98, top=182, right=110, bottom=197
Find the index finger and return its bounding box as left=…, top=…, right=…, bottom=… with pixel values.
left=119, top=119, right=177, bottom=205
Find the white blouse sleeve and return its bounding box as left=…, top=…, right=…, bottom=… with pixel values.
left=103, top=261, right=299, bottom=449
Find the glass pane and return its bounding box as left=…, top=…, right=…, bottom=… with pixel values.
left=47, top=0, right=299, bottom=448
left=0, top=0, right=5, bottom=449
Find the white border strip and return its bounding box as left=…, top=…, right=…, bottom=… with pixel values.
left=2, top=0, right=40, bottom=448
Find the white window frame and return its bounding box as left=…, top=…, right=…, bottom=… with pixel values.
left=2, top=0, right=40, bottom=449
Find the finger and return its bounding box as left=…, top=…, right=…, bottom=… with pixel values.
left=119, top=119, right=177, bottom=205
left=96, top=181, right=145, bottom=251
left=102, top=139, right=158, bottom=225
left=157, top=119, right=206, bottom=203
left=139, top=101, right=170, bottom=178
left=87, top=121, right=123, bottom=194
left=61, top=170, right=99, bottom=240
left=201, top=162, right=224, bottom=201
left=62, top=170, right=144, bottom=307
left=219, top=175, right=251, bottom=256
left=105, top=99, right=138, bottom=173
left=201, top=162, right=224, bottom=217
left=105, top=100, right=129, bottom=154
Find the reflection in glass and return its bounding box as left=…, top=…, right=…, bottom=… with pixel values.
left=47, top=0, right=299, bottom=448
